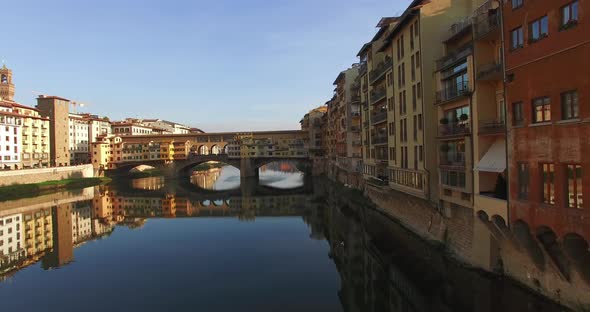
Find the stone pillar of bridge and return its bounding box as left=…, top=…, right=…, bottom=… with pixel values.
left=162, top=162, right=178, bottom=179
left=240, top=157, right=259, bottom=180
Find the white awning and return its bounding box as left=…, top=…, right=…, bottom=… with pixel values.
left=476, top=139, right=506, bottom=173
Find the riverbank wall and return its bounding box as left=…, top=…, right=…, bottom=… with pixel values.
left=314, top=160, right=590, bottom=311
left=0, top=165, right=94, bottom=186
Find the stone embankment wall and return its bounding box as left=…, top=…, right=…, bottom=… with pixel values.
left=311, top=157, right=590, bottom=311
left=363, top=184, right=590, bottom=311
left=0, top=164, right=94, bottom=186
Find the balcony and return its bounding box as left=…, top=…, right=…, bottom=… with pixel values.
left=371, top=136, right=388, bottom=145
left=436, top=44, right=473, bottom=71
left=439, top=123, right=470, bottom=137
left=371, top=110, right=387, bottom=124
left=478, top=120, right=505, bottom=135
left=435, top=82, right=471, bottom=104
left=363, top=120, right=369, bottom=129
left=350, top=111, right=361, bottom=118
left=351, top=94, right=361, bottom=104
left=476, top=61, right=502, bottom=81
left=370, top=87, right=387, bottom=105
left=474, top=13, right=500, bottom=40
left=369, top=57, right=393, bottom=85
left=359, top=61, right=367, bottom=76
left=443, top=17, right=472, bottom=43
left=352, top=140, right=362, bottom=146
left=350, top=126, right=361, bottom=133
left=439, top=152, right=466, bottom=168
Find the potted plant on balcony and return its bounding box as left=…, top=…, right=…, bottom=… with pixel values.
left=460, top=113, right=469, bottom=122
left=440, top=117, right=449, bottom=125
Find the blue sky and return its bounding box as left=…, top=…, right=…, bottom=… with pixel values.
left=4, top=0, right=411, bottom=132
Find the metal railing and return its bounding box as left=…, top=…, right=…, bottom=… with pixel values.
left=439, top=123, right=470, bottom=136
left=369, top=57, right=393, bottom=84
left=371, top=136, right=388, bottom=145
left=371, top=111, right=387, bottom=124
left=474, top=13, right=500, bottom=39
left=443, top=17, right=472, bottom=42
left=370, top=87, right=387, bottom=105
left=476, top=61, right=502, bottom=80
left=478, top=120, right=505, bottom=135
left=439, top=152, right=466, bottom=167
left=435, top=81, right=471, bottom=104
left=436, top=44, right=473, bottom=71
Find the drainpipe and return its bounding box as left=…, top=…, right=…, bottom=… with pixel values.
left=499, top=1, right=510, bottom=227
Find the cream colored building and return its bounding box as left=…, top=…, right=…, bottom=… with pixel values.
left=359, top=0, right=493, bottom=205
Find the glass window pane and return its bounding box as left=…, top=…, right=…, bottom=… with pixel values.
left=563, top=6, right=571, bottom=24
left=573, top=2, right=579, bottom=20
left=577, top=166, right=583, bottom=208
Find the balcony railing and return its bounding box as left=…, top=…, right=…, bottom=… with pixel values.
left=439, top=152, right=466, bottom=167
left=363, top=120, right=369, bottom=129
left=351, top=94, right=361, bottom=104
left=435, top=81, right=471, bottom=104
left=371, top=136, right=388, bottom=145
left=436, top=44, right=473, bottom=71
left=474, top=13, right=500, bottom=39
left=371, top=110, right=387, bottom=124
left=476, top=61, right=503, bottom=81
left=350, top=126, right=361, bottom=133
left=370, top=87, right=387, bottom=105
left=350, top=111, right=361, bottom=117
left=443, top=17, right=472, bottom=43
left=478, top=120, right=506, bottom=135
left=369, top=57, right=393, bottom=84
left=439, top=123, right=470, bottom=137
left=352, top=140, right=362, bottom=146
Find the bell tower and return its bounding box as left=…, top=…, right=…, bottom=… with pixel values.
left=0, top=63, right=15, bottom=101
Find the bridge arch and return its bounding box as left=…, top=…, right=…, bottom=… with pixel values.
left=513, top=219, right=546, bottom=271
left=536, top=225, right=571, bottom=281
left=211, top=145, right=221, bottom=155
left=198, top=145, right=209, bottom=155
left=563, top=233, right=590, bottom=285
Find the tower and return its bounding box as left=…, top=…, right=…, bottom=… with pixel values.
left=0, top=64, right=15, bottom=101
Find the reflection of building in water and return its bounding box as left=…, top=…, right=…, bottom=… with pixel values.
left=259, top=161, right=298, bottom=173
left=43, top=204, right=73, bottom=269
left=191, top=167, right=222, bottom=190
left=0, top=214, right=25, bottom=272
left=131, top=176, right=165, bottom=191
left=23, top=208, right=53, bottom=258
left=71, top=201, right=92, bottom=244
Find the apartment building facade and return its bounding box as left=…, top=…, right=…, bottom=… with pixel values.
left=37, top=95, right=71, bottom=167
left=0, top=105, right=22, bottom=169
left=504, top=0, right=589, bottom=241
left=333, top=66, right=362, bottom=176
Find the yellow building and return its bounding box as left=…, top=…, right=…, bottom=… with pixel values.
left=23, top=207, right=53, bottom=257
left=433, top=0, right=506, bottom=215
left=360, top=0, right=492, bottom=205
left=11, top=103, right=51, bottom=168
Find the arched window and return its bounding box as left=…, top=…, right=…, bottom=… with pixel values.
left=1, top=74, right=7, bottom=84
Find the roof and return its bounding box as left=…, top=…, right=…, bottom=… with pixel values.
left=37, top=95, right=70, bottom=101
left=333, top=72, right=346, bottom=85
left=380, top=0, right=426, bottom=51
left=0, top=100, right=41, bottom=112
left=356, top=42, right=372, bottom=57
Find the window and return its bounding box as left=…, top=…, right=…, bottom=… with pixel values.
left=411, top=55, right=416, bottom=81
left=414, top=21, right=419, bottom=37
left=412, top=85, right=417, bottom=110
left=533, top=97, right=551, bottom=123
left=566, top=164, right=583, bottom=209
left=561, top=90, right=579, bottom=120
left=418, top=114, right=423, bottom=130
left=419, top=145, right=423, bottom=161
left=513, top=102, right=524, bottom=126
left=512, top=0, right=523, bottom=9
left=561, top=1, right=579, bottom=29
left=417, top=82, right=422, bottom=99
left=413, top=115, right=418, bottom=141
left=511, top=27, right=524, bottom=50
left=518, top=163, right=529, bottom=200
left=541, top=163, right=555, bottom=205
left=410, top=24, right=414, bottom=50
left=529, top=16, right=549, bottom=42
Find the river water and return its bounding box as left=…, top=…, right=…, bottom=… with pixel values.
left=0, top=163, right=568, bottom=311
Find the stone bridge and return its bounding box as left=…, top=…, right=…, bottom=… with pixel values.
left=95, top=130, right=311, bottom=180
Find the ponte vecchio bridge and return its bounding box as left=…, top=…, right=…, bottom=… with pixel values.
left=92, top=130, right=311, bottom=179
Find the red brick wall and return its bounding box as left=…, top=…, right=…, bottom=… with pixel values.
left=504, top=0, right=590, bottom=240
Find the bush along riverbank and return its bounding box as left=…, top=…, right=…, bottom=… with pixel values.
left=0, top=177, right=112, bottom=202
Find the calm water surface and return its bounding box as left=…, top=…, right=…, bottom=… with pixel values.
left=0, top=163, right=568, bottom=311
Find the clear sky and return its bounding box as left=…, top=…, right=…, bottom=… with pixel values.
left=4, top=0, right=412, bottom=132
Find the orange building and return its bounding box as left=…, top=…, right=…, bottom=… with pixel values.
left=504, top=0, right=589, bottom=242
